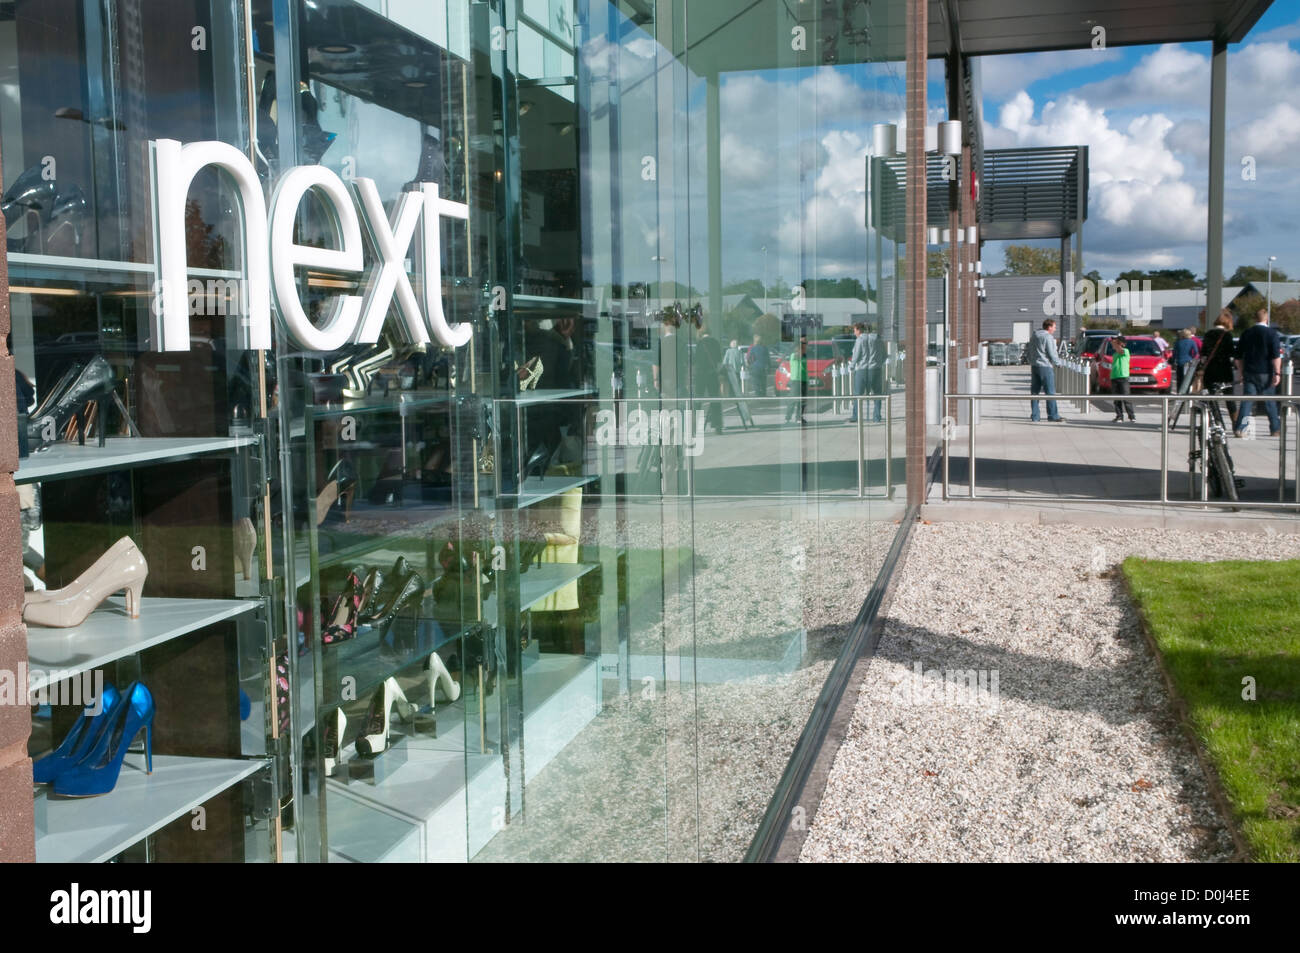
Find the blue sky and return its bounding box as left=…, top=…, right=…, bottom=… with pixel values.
left=592, top=2, right=1300, bottom=294
left=975, top=0, right=1300, bottom=282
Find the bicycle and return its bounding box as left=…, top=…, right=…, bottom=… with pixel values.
left=1187, top=382, right=1241, bottom=502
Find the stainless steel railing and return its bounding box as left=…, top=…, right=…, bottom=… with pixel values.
left=940, top=390, right=1300, bottom=509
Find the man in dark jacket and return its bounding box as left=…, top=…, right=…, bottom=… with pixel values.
left=1233, top=308, right=1282, bottom=437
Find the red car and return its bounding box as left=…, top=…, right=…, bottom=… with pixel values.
left=774, top=340, right=840, bottom=394
left=1095, top=336, right=1173, bottom=393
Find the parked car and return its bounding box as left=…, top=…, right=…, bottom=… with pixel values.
left=774, top=339, right=840, bottom=394
left=1075, top=329, right=1118, bottom=361
left=1094, top=335, right=1173, bottom=393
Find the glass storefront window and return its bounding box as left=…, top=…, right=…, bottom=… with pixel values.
left=8, top=0, right=907, bottom=862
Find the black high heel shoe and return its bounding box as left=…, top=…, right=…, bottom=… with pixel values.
left=364, top=569, right=424, bottom=650
left=523, top=443, right=551, bottom=483
left=27, top=356, right=116, bottom=450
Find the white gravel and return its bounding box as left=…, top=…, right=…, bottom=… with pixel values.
left=800, top=520, right=1300, bottom=863
left=474, top=511, right=892, bottom=862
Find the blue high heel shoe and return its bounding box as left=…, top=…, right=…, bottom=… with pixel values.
left=53, top=682, right=154, bottom=798
left=31, top=683, right=120, bottom=784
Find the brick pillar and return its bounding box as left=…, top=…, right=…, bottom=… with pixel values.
left=0, top=138, right=35, bottom=862
left=905, top=0, right=928, bottom=507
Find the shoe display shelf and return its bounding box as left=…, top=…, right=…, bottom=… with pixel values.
left=322, top=652, right=599, bottom=862
left=23, top=415, right=276, bottom=862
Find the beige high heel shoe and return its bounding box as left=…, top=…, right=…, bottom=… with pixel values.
left=234, top=517, right=256, bottom=580
left=24, top=536, right=136, bottom=606
left=23, top=540, right=148, bottom=628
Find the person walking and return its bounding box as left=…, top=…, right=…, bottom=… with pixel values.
left=694, top=321, right=725, bottom=435
left=1027, top=318, right=1065, bottom=422
left=1233, top=307, right=1282, bottom=437
left=746, top=332, right=771, bottom=398
left=1201, top=310, right=1237, bottom=417
left=1173, top=327, right=1200, bottom=392
left=864, top=324, right=885, bottom=422
left=1110, top=335, right=1137, bottom=422
left=722, top=338, right=744, bottom=393
left=846, top=322, right=868, bottom=423
left=784, top=337, right=809, bottom=424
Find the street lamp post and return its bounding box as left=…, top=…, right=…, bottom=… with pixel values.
left=1267, top=255, right=1277, bottom=315
left=761, top=244, right=768, bottom=313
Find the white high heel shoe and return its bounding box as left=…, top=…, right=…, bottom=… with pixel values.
left=234, top=518, right=256, bottom=581
left=23, top=539, right=148, bottom=628
left=24, top=536, right=136, bottom=605
left=427, top=652, right=461, bottom=711
left=323, top=707, right=347, bottom=776
left=354, top=678, right=415, bottom=757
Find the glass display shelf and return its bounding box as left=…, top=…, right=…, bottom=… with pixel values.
left=16, top=435, right=259, bottom=485
left=26, top=596, right=259, bottom=695
left=325, top=653, right=600, bottom=862
left=483, top=562, right=597, bottom=617
left=514, top=472, right=597, bottom=508
left=35, top=755, right=268, bottom=863
left=516, top=387, right=596, bottom=405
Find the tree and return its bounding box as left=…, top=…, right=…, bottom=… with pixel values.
left=1273, top=299, right=1300, bottom=334
left=1231, top=292, right=1266, bottom=326
left=751, top=312, right=781, bottom=346
left=1002, top=244, right=1061, bottom=276
left=1115, top=268, right=1200, bottom=290
left=802, top=277, right=868, bottom=299
left=722, top=278, right=764, bottom=297
left=926, top=249, right=949, bottom=278
left=1228, top=264, right=1289, bottom=286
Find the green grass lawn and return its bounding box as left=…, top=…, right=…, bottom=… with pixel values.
left=1124, top=558, right=1300, bottom=862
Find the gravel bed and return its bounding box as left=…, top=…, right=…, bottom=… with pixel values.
left=473, top=514, right=893, bottom=862
left=800, top=520, right=1300, bottom=863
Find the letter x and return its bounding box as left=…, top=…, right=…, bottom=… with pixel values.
left=351, top=178, right=428, bottom=345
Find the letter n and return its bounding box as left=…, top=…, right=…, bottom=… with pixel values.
left=150, top=139, right=270, bottom=351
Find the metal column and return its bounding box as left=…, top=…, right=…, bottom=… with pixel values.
left=1205, top=39, right=1227, bottom=326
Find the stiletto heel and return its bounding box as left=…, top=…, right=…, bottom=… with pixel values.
left=365, top=570, right=424, bottom=647
left=31, top=683, right=121, bottom=784
left=321, top=567, right=364, bottom=647
left=52, top=682, right=155, bottom=797
left=426, top=652, right=461, bottom=712
left=354, top=677, right=410, bottom=757
left=28, top=356, right=115, bottom=451
left=523, top=443, right=551, bottom=482
left=323, top=706, right=346, bottom=776
left=23, top=538, right=148, bottom=628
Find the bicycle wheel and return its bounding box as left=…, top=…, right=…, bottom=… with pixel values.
left=1210, top=440, right=1238, bottom=501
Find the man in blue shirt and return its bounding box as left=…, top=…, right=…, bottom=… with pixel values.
left=1026, top=318, right=1065, bottom=422
left=1233, top=308, right=1282, bottom=437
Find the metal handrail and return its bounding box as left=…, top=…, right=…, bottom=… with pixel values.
left=940, top=391, right=1300, bottom=509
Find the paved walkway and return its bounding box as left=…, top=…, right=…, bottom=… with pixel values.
left=928, top=366, right=1300, bottom=529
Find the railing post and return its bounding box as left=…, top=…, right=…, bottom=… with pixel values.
left=857, top=396, right=865, bottom=499
left=1160, top=395, right=1168, bottom=503
left=968, top=397, right=976, bottom=499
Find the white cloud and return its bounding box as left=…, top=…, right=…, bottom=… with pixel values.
left=978, top=48, right=1122, bottom=99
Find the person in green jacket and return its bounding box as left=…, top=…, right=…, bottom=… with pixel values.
left=1110, top=336, right=1136, bottom=423
left=785, top=337, right=809, bottom=424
